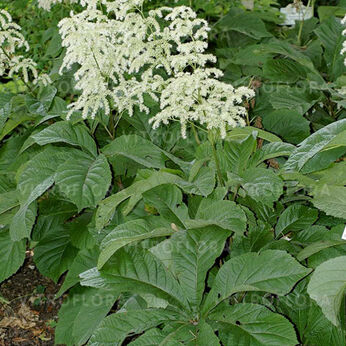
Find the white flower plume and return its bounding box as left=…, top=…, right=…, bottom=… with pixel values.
left=0, top=10, right=51, bottom=85
left=59, top=1, right=254, bottom=137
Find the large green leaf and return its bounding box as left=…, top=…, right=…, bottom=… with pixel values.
left=89, top=308, right=180, bottom=345
left=275, top=204, right=318, bottom=237
left=96, top=170, right=214, bottom=231
left=311, top=184, right=346, bottom=219
left=209, top=303, right=297, bottom=345
left=102, top=134, right=166, bottom=169
left=224, top=134, right=257, bottom=175
left=315, top=17, right=345, bottom=79
left=284, top=119, right=346, bottom=172
left=10, top=147, right=76, bottom=240
left=30, top=121, right=97, bottom=157
left=0, top=229, right=26, bottom=282
left=268, top=86, right=321, bottom=114
left=202, top=250, right=311, bottom=314
left=307, top=256, right=346, bottom=327
left=263, top=58, right=306, bottom=83
left=143, top=184, right=188, bottom=228
left=56, top=247, right=99, bottom=297
left=55, top=152, right=112, bottom=211
left=216, top=8, right=272, bottom=39
left=81, top=247, right=189, bottom=310
left=98, top=219, right=174, bottom=269
left=34, top=223, right=78, bottom=282
left=262, top=109, right=310, bottom=144
left=171, top=227, right=230, bottom=312
left=186, top=199, right=246, bottom=235
left=55, top=286, right=118, bottom=346
left=241, top=168, right=284, bottom=206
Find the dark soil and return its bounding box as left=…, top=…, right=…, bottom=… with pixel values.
left=0, top=252, right=62, bottom=345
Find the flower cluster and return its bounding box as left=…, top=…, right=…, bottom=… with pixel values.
left=37, top=0, right=78, bottom=11
left=342, top=15, right=346, bottom=66
left=0, top=10, right=50, bottom=85
left=59, top=1, right=254, bottom=137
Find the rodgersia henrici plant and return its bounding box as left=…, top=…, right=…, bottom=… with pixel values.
left=0, top=1, right=345, bottom=345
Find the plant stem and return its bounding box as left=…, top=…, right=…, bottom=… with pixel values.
left=209, top=132, right=224, bottom=187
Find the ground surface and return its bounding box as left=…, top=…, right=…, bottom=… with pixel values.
left=0, top=253, right=62, bottom=345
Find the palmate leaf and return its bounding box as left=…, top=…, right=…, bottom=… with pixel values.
left=202, top=250, right=311, bottom=315
left=81, top=247, right=189, bottom=311
left=0, top=229, right=26, bottom=282
left=208, top=303, right=297, bottom=346
left=307, top=256, right=346, bottom=327
left=98, top=219, right=174, bottom=269
left=89, top=309, right=180, bottom=345
left=55, top=152, right=112, bottom=211
left=55, top=286, right=118, bottom=346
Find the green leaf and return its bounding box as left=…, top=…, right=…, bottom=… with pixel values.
left=186, top=199, right=246, bottom=235
left=96, top=171, right=183, bottom=230
left=263, top=58, right=306, bottom=83
left=143, top=184, right=188, bottom=228
left=251, top=142, right=295, bottom=165
left=224, top=134, right=257, bottom=175
left=171, top=227, right=230, bottom=311
left=56, top=247, right=99, bottom=297
left=89, top=309, right=180, bottom=345
left=30, top=121, right=97, bottom=157
left=34, top=223, right=78, bottom=282
left=263, top=109, right=310, bottom=144
left=55, top=286, right=117, bottom=346
left=81, top=247, right=189, bottom=310
left=216, top=8, right=272, bottom=39
left=209, top=303, right=297, bottom=346
left=241, top=168, right=284, bottom=206
left=307, top=256, right=346, bottom=326
left=98, top=219, right=174, bottom=269
left=56, top=153, right=112, bottom=211
left=311, top=184, right=346, bottom=219
left=268, top=86, right=321, bottom=114
left=275, top=204, right=318, bottom=237
left=227, top=126, right=282, bottom=143
left=10, top=147, right=75, bottom=240
left=0, top=229, right=26, bottom=282
left=96, top=170, right=213, bottom=231
left=315, top=17, right=345, bottom=79
left=0, top=93, right=13, bottom=132
left=297, top=241, right=346, bottom=262
left=102, top=134, right=166, bottom=169
left=284, top=119, right=346, bottom=172
left=202, top=250, right=311, bottom=314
